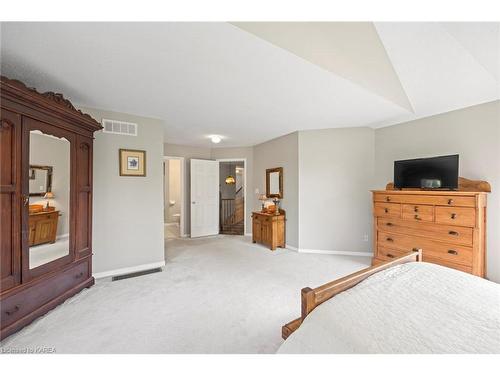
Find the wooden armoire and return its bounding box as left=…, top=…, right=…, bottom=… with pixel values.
left=0, top=76, right=102, bottom=339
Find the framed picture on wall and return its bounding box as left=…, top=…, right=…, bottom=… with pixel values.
left=119, top=149, right=146, bottom=177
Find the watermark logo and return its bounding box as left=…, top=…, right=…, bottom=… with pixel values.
left=1, top=346, right=56, bottom=354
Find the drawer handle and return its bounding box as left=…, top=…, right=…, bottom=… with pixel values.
left=451, top=213, right=457, bottom=219
left=5, top=305, right=20, bottom=316
left=448, top=199, right=454, bottom=205
left=414, top=207, right=419, bottom=212
left=386, top=253, right=395, bottom=258
left=448, top=230, right=459, bottom=236
left=414, top=214, right=421, bottom=220
left=384, top=208, right=389, bottom=213
left=448, top=249, right=458, bottom=255
left=386, top=222, right=393, bottom=227
left=386, top=237, right=394, bottom=242
left=75, top=272, right=84, bottom=279
left=386, top=196, right=391, bottom=202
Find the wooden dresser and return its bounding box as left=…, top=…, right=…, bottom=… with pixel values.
left=252, top=210, right=285, bottom=250
left=372, top=182, right=489, bottom=277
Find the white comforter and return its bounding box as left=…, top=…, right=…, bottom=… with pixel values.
left=278, top=262, right=500, bottom=354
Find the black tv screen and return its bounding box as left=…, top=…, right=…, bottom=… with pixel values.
left=394, top=155, right=459, bottom=189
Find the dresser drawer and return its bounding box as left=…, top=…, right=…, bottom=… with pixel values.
left=435, top=207, right=476, bottom=227
left=402, top=204, right=434, bottom=222
left=374, top=193, right=403, bottom=203
left=377, top=231, right=473, bottom=266
left=252, top=214, right=273, bottom=223
left=376, top=246, right=408, bottom=260
left=422, top=255, right=472, bottom=274
left=377, top=217, right=473, bottom=246
left=374, top=202, right=401, bottom=218
left=374, top=193, right=476, bottom=207
left=1, top=260, right=89, bottom=329
left=373, top=253, right=473, bottom=274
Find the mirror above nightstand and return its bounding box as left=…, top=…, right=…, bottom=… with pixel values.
left=266, top=167, right=283, bottom=199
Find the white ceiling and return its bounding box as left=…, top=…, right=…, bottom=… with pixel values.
left=232, top=22, right=413, bottom=111
left=1, top=22, right=498, bottom=147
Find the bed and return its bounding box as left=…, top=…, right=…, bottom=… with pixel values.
left=278, top=250, right=500, bottom=354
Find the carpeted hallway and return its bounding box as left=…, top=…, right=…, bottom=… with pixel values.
left=1, top=236, right=370, bottom=353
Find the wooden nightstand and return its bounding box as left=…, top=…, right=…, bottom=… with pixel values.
left=29, top=210, right=60, bottom=246
left=252, top=210, right=285, bottom=250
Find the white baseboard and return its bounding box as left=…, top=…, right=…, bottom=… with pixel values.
left=299, top=249, right=372, bottom=257
left=285, top=245, right=371, bottom=257
left=93, top=260, right=166, bottom=279
left=56, top=233, right=69, bottom=241
left=244, top=233, right=252, bottom=237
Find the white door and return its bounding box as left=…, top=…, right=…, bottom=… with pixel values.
left=190, top=159, right=219, bottom=238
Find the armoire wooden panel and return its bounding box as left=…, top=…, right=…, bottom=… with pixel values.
left=0, top=76, right=102, bottom=340
left=0, top=108, right=22, bottom=293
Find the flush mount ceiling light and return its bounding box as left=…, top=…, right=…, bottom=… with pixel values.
left=209, top=135, right=222, bottom=144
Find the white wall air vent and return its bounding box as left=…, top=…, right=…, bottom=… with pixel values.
left=102, top=119, right=138, bottom=136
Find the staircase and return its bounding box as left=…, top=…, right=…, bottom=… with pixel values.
left=220, top=189, right=244, bottom=235
left=221, top=219, right=244, bottom=235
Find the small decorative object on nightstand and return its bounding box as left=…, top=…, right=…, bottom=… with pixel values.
left=43, top=191, right=55, bottom=210
left=272, top=198, right=281, bottom=215
left=258, top=194, right=268, bottom=212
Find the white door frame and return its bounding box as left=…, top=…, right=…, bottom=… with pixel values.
left=216, top=158, right=247, bottom=235
left=164, top=156, right=185, bottom=237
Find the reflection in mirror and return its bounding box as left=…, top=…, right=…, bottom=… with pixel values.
left=269, top=172, right=280, bottom=195
left=29, top=165, right=53, bottom=196
left=28, top=130, right=70, bottom=269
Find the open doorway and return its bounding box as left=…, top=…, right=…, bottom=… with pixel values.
left=164, top=156, right=185, bottom=240
left=218, top=160, right=245, bottom=235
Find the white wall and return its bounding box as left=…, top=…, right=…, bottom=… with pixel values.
left=29, top=132, right=70, bottom=237
left=298, top=128, right=375, bottom=253
left=80, top=107, right=165, bottom=275
left=375, top=100, right=500, bottom=282
left=253, top=133, right=299, bottom=247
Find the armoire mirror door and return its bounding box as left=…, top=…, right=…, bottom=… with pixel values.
left=21, top=117, right=75, bottom=282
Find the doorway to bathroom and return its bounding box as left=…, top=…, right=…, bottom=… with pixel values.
left=164, top=156, right=185, bottom=239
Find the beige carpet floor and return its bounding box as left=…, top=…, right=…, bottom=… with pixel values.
left=1, top=235, right=370, bottom=353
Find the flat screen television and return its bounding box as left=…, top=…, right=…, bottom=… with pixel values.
left=394, top=154, right=459, bottom=190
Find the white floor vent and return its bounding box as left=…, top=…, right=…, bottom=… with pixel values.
left=102, top=119, right=138, bottom=136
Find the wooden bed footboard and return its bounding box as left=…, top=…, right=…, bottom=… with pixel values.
left=282, top=249, right=422, bottom=340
